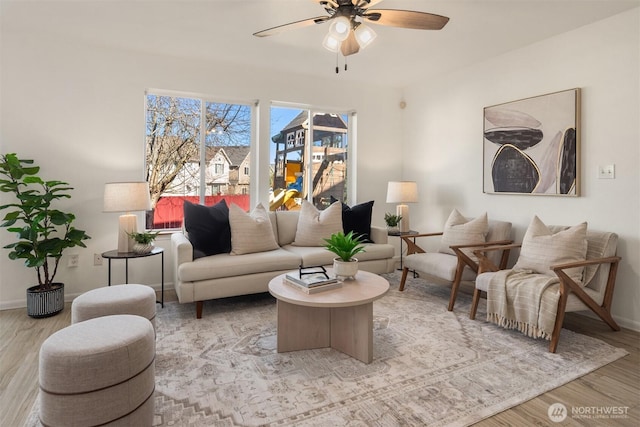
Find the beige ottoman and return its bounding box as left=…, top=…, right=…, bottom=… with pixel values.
left=72, top=284, right=157, bottom=330
left=39, top=314, right=155, bottom=426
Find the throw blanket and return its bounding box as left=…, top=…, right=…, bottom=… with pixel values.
left=487, top=269, right=560, bottom=340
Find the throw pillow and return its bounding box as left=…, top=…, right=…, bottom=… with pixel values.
left=514, top=216, right=588, bottom=283
left=341, top=200, right=374, bottom=243
left=292, top=200, right=343, bottom=246
left=183, top=200, right=231, bottom=258
left=228, top=203, right=279, bottom=255
left=438, top=209, right=489, bottom=260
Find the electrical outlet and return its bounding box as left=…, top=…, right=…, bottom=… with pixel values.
left=94, top=253, right=103, bottom=266
left=597, top=164, right=615, bottom=179
left=68, top=254, right=79, bottom=268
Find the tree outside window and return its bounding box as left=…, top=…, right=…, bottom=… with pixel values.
left=145, top=93, right=253, bottom=229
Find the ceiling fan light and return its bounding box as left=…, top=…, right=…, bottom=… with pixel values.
left=355, top=24, right=376, bottom=49
left=322, top=33, right=340, bottom=52
left=328, top=16, right=351, bottom=41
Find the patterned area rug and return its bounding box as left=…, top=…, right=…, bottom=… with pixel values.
left=28, top=272, right=627, bottom=426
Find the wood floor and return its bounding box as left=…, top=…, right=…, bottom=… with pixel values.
left=1, top=290, right=638, bottom=427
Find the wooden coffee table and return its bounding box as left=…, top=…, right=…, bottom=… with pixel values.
left=268, top=269, right=389, bottom=363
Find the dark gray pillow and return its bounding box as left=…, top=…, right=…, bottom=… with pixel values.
left=341, top=200, right=374, bottom=243
left=183, top=200, right=231, bottom=258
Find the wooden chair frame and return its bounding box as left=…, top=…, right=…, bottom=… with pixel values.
left=469, top=244, right=621, bottom=353
left=398, top=233, right=512, bottom=311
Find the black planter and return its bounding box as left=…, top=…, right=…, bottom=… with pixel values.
left=26, top=283, right=64, bottom=318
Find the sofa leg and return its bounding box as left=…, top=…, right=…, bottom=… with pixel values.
left=196, top=301, right=203, bottom=319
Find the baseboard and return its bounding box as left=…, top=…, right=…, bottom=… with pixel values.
left=0, top=282, right=173, bottom=311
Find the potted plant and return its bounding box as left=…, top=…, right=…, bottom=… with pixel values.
left=384, top=212, right=402, bottom=234
left=323, top=231, right=366, bottom=279
left=0, top=153, right=91, bottom=318
left=127, top=230, right=159, bottom=254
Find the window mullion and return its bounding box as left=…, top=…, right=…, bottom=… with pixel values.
left=199, top=99, right=206, bottom=204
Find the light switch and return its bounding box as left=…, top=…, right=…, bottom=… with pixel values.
left=597, top=164, right=615, bottom=179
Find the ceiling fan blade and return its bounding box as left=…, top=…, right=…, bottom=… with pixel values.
left=354, top=0, right=384, bottom=8
left=364, top=9, right=449, bottom=30
left=253, top=16, right=329, bottom=37
left=341, top=30, right=360, bottom=56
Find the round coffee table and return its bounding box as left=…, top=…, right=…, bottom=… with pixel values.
left=268, top=269, right=389, bottom=364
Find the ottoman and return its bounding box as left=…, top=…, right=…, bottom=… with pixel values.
left=72, top=284, right=157, bottom=330
left=39, top=314, right=155, bottom=426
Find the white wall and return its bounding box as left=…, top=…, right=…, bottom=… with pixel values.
left=402, top=9, right=640, bottom=330
left=0, top=29, right=404, bottom=307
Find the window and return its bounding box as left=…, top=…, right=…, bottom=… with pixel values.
left=270, top=106, right=351, bottom=211
left=145, top=92, right=254, bottom=229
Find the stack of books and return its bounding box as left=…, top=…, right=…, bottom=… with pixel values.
left=283, top=271, right=342, bottom=294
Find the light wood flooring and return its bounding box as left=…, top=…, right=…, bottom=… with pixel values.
left=1, top=290, right=638, bottom=426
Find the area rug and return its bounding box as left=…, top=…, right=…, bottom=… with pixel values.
left=27, top=272, right=627, bottom=426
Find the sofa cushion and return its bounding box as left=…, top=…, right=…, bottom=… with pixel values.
left=183, top=200, right=231, bottom=258
left=438, top=209, right=488, bottom=261
left=282, top=241, right=395, bottom=268
left=292, top=200, right=343, bottom=246
left=341, top=200, right=374, bottom=243
left=179, top=248, right=300, bottom=282
left=229, top=203, right=279, bottom=255
left=513, top=215, right=588, bottom=284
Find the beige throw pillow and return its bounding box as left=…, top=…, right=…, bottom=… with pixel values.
left=292, top=200, right=343, bottom=246
left=229, top=203, right=279, bottom=255
left=438, top=209, right=489, bottom=260
left=513, top=216, right=588, bottom=284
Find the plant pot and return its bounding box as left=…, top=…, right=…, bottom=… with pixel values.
left=333, top=258, right=358, bottom=280
left=387, top=225, right=400, bottom=235
left=133, top=243, right=153, bottom=254
left=26, top=283, right=64, bottom=318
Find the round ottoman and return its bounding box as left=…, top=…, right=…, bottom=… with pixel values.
left=72, top=284, right=157, bottom=330
left=39, top=314, right=155, bottom=426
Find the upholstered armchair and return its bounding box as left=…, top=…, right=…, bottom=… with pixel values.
left=469, top=216, right=621, bottom=353
left=398, top=209, right=512, bottom=311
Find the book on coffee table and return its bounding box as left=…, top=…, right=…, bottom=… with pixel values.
left=283, top=277, right=342, bottom=294
left=284, top=271, right=338, bottom=288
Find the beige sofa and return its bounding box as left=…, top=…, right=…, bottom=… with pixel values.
left=171, top=210, right=395, bottom=318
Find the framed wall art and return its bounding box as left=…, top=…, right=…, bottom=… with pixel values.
left=483, top=88, right=580, bottom=196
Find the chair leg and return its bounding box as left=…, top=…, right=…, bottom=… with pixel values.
left=470, top=289, right=481, bottom=320
left=448, top=260, right=465, bottom=311
left=399, top=267, right=409, bottom=291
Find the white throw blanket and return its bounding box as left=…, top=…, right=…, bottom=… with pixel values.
left=487, top=269, right=560, bottom=340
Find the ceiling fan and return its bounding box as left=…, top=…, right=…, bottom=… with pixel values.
left=253, top=0, right=449, bottom=60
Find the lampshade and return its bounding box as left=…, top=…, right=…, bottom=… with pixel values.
left=328, top=16, right=351, bottom=42
left=103, top=182, right=152, bottom=213
left=322, top=33, right=341, bottom=52
left=355, top=24, right=376, bottom=49
left=103, top=182, right=151, bottom=253
left=386, top=181, right=418, bottom=204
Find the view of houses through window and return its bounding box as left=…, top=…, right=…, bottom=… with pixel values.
left=145, top=93, right=351, bottom=230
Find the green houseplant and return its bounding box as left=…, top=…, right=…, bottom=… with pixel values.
left=127, top=230, right=159, bottom=254
left=0, top=153, right=91, bottom=317
left=384, top=213, right=402, bottom=228
left=323, top=231, right=366, bottom=279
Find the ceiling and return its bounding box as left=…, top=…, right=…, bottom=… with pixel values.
left=3, top=0, right=639, bottom=87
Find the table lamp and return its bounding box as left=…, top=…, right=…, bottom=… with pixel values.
left=103, top=182, right=152, bottom=253
left=386, top=181, right=418, bottom=233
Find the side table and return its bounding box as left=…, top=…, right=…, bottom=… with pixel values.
left=101, top=247, right=164, bottom=307
left=387, top=230, right=419, bottom=270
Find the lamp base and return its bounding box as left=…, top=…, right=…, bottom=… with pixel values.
left=397, top=204, right=410, bottom=233
left=118, top=214, right=137, bottom=253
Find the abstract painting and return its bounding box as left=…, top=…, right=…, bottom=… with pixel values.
left=483, top=88, right=580, bottom=195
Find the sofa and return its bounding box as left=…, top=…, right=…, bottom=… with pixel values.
left=171, top=202, right=396, bottom=318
